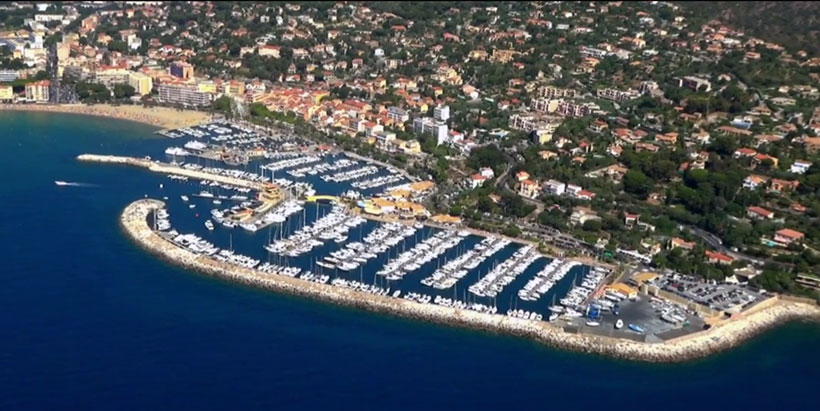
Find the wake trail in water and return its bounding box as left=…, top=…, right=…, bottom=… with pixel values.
left=55, top=181, right=99, bottom=188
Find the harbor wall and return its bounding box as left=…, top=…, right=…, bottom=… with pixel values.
left=120, top=199, right=820, bottom=363
left=77, top=154, right=269, bottom=190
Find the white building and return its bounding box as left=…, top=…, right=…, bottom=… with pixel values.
left=433, top=105, right=450, bottom=122
left=791, top=160, right=812, bottom=175
left=544, top=179, right=566, bottom=196
left=413, top=117, right=448, bottom=145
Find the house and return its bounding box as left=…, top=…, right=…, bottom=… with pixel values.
left=774, top=229, right=805, bottom=246
left=669, top=237, right=695, bottom=252
left=752, top=153, right=779, bottom=168
left=565, top=184, right=582, bottom=197
left=733, top=147, right=757, bottom=159
left=635, top=142, right=660, bottom=153
left=803, top=137, right=820, bottom=153
left=543, top=179, right=566, bottom=196
left=470, top=173, right=489, bottom=189
left=258, top=45, right=281, bottom=58
left=576, top=190, right=596, bottom=200
left=655, top=132, right=678, bottom=145
left=519, top=179, right=540, bottom=199
left=624, top=213, right=640, bottom=228
left=791, top=160, right=812, bottom=174
left=705, top=250, right=734, bottom=265
left=743, top=174, right=769, bottom=190
left=717, top=125, right=753, bottom=137
left=747, top=206, right=774, bottom=220
left=479, top=167, right=495, bottom=179
left=769, top=179, right=799, bottom=193
left=570, top=206, right=600, bottom=226
left=588, top=119, right=608, bottom=133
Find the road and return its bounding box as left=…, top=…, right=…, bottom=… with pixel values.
left=683, top=225, right=766, bottom=265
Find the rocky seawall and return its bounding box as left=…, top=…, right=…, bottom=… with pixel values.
left=121, top=199, right=820, bottom=363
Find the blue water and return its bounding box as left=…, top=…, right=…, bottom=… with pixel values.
left=1, top=111, right=819, bottom=410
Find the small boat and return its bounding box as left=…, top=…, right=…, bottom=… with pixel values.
left=628, top=324, right=644, bottom=334
left=585, top=321, right=600, bottom=327
left=615, top=319, right=624, bottom=329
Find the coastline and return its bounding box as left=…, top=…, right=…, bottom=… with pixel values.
left=0, top=103, right=211, bottom=130
left=121, top=198, right=820, bottom=363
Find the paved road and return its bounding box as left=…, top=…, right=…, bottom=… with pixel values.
left=683, top=225, right=766, bottom=265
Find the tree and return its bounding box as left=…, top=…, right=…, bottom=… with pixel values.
left=113, top=84, right=135, bottom=99
left=623, top=170, right=654, bottom=199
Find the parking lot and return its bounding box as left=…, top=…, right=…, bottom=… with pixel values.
left=654, top=273, right=764, bottom=312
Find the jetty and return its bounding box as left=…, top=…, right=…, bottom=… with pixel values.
left=77, top=154, right=271, bottom=191
left=121, top=198, right=820, bottom=363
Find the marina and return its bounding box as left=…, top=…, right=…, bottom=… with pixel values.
left=72, top=117, right=820, bottom=364
left=121, top=198, right=820, bottom=364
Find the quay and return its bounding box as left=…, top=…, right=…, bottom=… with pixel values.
left=77, top=154, right=272, bottom=192
left=120, top=198, right=820, bottom=363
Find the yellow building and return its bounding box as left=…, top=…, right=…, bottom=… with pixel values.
left=0, top=85, right=13, bottom=101
left=401, top=139, right=422, bottom=154
left=197, top=80, right=218, bottom=94
left=128, top=71, right=153, bottom=95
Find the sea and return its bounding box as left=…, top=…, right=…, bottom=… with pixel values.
left=1, top=110, right=818, bottom=410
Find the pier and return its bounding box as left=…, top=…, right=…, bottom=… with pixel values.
left=77, top=154, right=272, bottom=191
left=121, top=198, right=820, bottom=363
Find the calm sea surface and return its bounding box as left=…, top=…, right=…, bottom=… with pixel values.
left=0, top=111, right=818, bottom=410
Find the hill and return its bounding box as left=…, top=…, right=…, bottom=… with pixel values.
left=681, top=1, right=820, bottom=55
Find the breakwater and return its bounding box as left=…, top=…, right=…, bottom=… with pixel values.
left=77, top=154, right=268, bottom=190
left=121, top=199, right=820, bottom=363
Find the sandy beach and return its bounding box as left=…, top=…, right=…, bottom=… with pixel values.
left=121, top=198, right=820, bottom=363
left=1, top=103, right=211, bottom=130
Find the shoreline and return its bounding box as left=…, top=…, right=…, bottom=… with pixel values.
left=0, top=103, right=211, bottom=130
left=121, top=199, right=820, bottom=363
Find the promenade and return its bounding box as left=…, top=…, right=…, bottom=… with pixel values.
left=121, top=199, right=820, bottom=363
